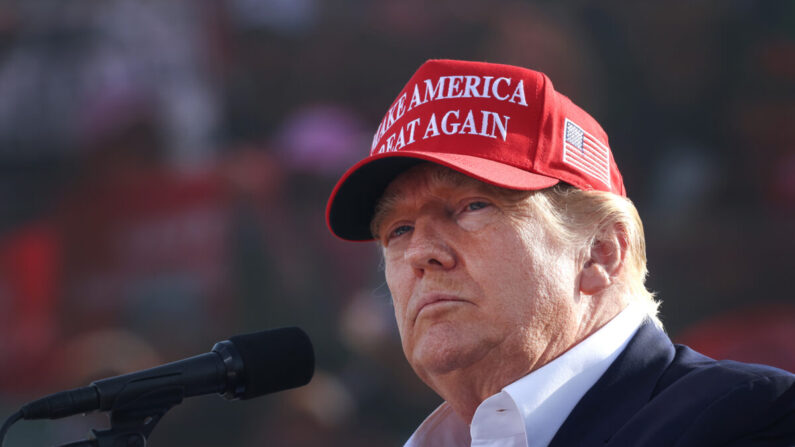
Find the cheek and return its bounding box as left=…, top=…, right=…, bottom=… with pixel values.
left=384, top=255, right=405, bottom=298
left=384, top=258, right=411, bottom=330
left=470, top=231, right=555, bottom=315
left=480, top=265, right=536, bottom=321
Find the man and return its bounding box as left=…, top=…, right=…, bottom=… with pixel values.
left=325, top=60, right=795, bottom=446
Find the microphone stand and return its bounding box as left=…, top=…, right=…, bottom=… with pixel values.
left=56, top=387, right=184, bottom=447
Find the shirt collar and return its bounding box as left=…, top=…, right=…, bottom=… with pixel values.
left=404, top=303, right=646, bottom=447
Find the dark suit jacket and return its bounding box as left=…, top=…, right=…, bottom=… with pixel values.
left=549, top=321, right=795, bottom=447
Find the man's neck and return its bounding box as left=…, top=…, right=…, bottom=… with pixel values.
left=424, top=351, right=531, bottom=423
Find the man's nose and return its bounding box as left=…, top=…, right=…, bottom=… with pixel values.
left=404, top=216, right=456, bottom=276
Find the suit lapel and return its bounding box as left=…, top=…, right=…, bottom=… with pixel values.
left=548, top=321, right=676, bottom=446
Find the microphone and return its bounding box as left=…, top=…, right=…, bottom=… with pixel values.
left=18, top=327, right=314, bottom=421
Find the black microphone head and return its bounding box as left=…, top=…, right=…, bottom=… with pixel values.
left=228, top=327, right=314, bottom=399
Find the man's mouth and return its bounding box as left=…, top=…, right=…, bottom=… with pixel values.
left=413, top=294, right=468, bottom=322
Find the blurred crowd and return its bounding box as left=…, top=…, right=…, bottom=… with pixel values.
left=0, top=1, right=793, bottom=445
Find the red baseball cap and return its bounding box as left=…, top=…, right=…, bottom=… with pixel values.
left=326, top=59, right=625, bottom=241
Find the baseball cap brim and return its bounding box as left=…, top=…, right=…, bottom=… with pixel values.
left=326, top=150, right=560, bottom=241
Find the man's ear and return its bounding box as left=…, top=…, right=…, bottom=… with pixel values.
left=579, top=225, right=628, bottom=295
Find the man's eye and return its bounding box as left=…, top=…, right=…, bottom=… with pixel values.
left=465, top=201, right=490, bottom=212
left=389, top=224, right=413, bottom=239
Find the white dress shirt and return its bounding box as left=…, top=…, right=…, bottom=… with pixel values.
left=404, top=304, right=646, bottom=447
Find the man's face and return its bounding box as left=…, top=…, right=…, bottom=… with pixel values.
left=375, top=164, right=583, bottom=387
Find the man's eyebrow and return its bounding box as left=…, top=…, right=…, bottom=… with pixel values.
left=370, top=169, right=512, bottom=237
left=371, top=191, right=404, bottom=238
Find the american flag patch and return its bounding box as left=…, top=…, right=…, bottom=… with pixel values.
left=563, top=119, right=611, bottom=188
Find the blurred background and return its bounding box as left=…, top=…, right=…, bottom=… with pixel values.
left=0, top=0, right=793, bottom=445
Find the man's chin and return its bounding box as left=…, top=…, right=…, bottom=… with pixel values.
left=410, top=328, right=486, bottom=377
